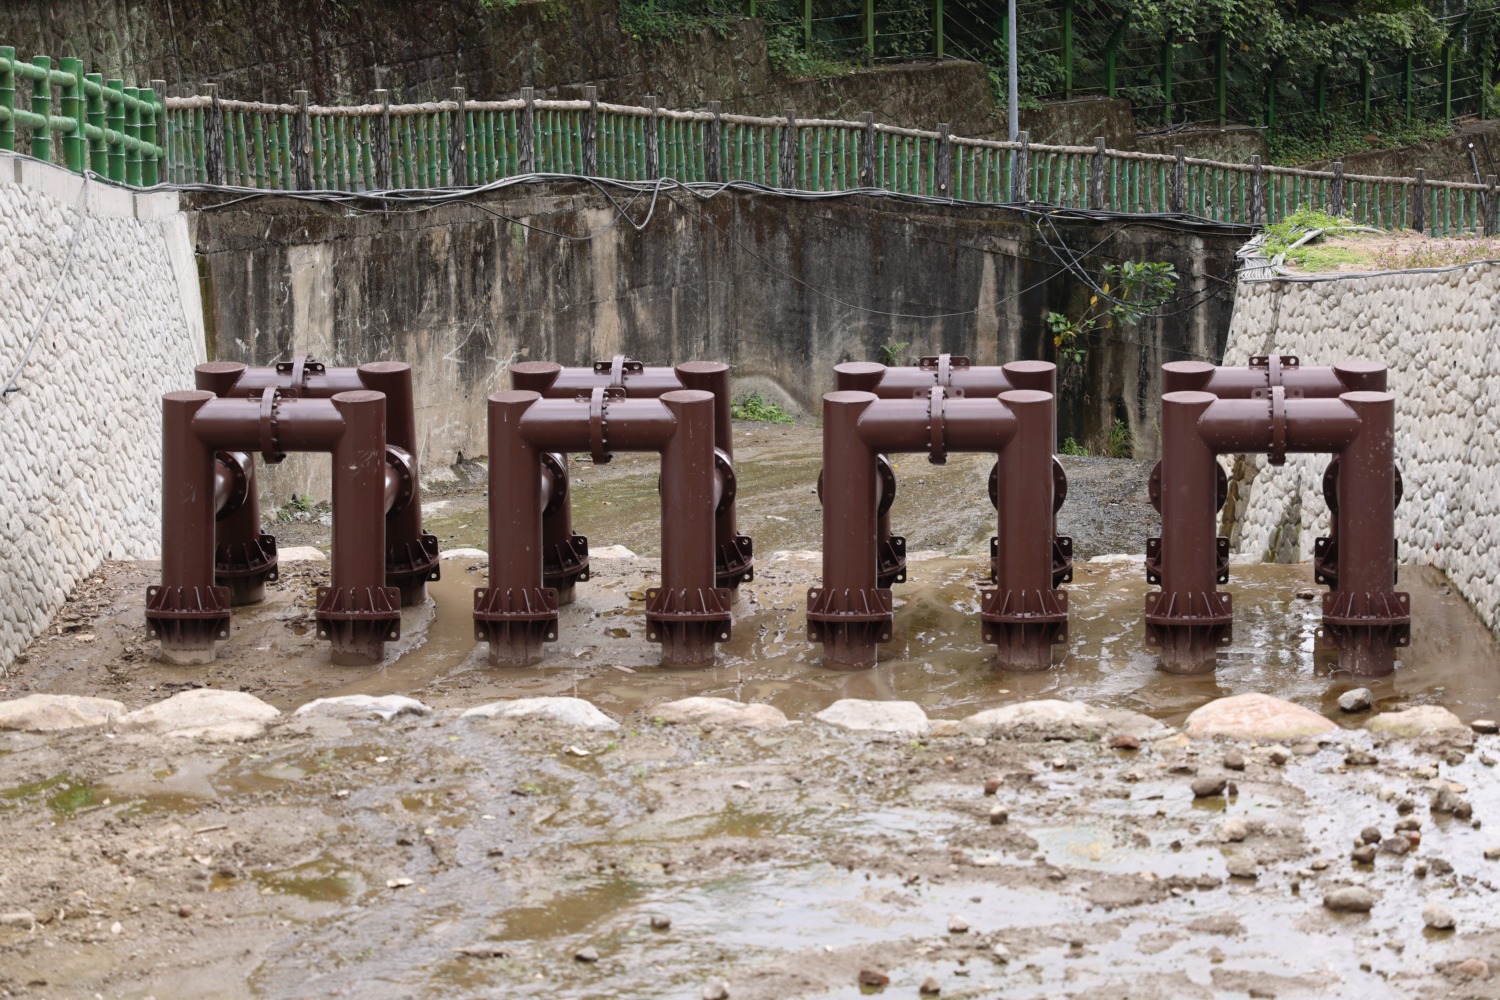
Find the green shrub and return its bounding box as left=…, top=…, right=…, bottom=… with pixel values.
left=731, top=392, right=795, bottom=424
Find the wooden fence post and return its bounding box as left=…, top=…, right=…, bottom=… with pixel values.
left=519, top=86, right=536, bottom=174
left=293, top=89, right=312, bottom=189
left=936, top=123, right=952, bottom=198
left=705, top=100, right=721, bottom=182
left=779, top=108, right=797, bottom=188
left=1413, top=168, right=1427, bottom=233
left=1012, top=129, right=1029, bottom=202
left=1330, top=160, right=1344, bottom=217
left=1171, top=144, right=1186, bottom=213
left=374, top=89, right=391, bottom=189
left=859, top=111, right=875, bottom=187
left=1090, top=137, right=1106, bottom=210
left=645, top=94, right=660, bottom=178
left=450, top=86, right=468, bottom=186
left=584, top=86, right=599, bottom=177
left=205, top=83, right=226, bottom=185
left=1249, top=154, right=1264, bottom=224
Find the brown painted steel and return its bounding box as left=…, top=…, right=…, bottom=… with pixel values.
left=509, top=357, right=754, bottom=597
left=1161, top=358, right=1388, bottom=397
left=194, top=358, right=440, bottom=606
left=1149, top=382, right=1408, bottom=676
left=149, top=391, right=400, bottom=665
left=477, top=388, right=730, bottom=667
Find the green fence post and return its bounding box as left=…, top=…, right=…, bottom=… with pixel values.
left=1361, top=62, right=1372, bottom=128
left=864, top=0, right=874, bottom=65
left=0, top=46, right=14, bottom=153
left=1404, top=52, right=1414, bottom=123
left=1315, top=66, right=1326, bottom=117
left=1105, top=17, right=1128, bottom=99
left=31, top=55, right=53, bottom=162
left=84, top=72, right=105, bottom=173
left=374, top=89, right=391, bottom=188
left=1265, top=60, right=1279, bottom=131
left=453, top=86, right=471, bottom=184
left=140, top=85, right=158, bottom=185
left=934, top=0, right=944, bottom=59
left=149, top=79, right=166, bottom=181
left=1215, top=33, right=1227, bottom=126
left=1161, top=33, right=1174, bottom=124
left=106, top=78, right=125, bottom=181
left=124, top=86, right=142, bottom=185
left=1443, top=41, right=1455, bottom=122
left=294, top=90, right=312, bottom=189
left=1062, top=0, right=1074, bottom=99
left=803, top=0, right=812, bottom=52
left=58, top=57, right=85, bottom=172
left=1482, top=49, right=1491, bottom=122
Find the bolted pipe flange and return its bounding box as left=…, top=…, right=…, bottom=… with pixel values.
left=257, top=388, right=286, bottom=464
left=274, top=354, right=326, bottom=397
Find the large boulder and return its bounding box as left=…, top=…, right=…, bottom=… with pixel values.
left=1365, top=706, right=1471, bottom=742
left=118, top=689, right=280, bottom=741
left=1184, top=693, right=1336, bottom=741
left=961, top=700, right=1169, bottom=742
left=650, top=697, right=789, bottom=730
left=293, top=694, right=431, bottom=721
left=462, top=697, right=620, bottom=731
left=0, top=694, right=126, bottom=732
left=815, top=699, right=930, bottom=738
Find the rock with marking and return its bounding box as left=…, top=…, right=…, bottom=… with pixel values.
left=1184, top=693, right=1337, bottom=742
left=293, top=694, right=431, bottom=721
left=0, top=694, right=126, bottom=732
left=650, top=697, right=789, bottom=731
left=462, top=697, right=619, bottom=731
left=960, top=700, right=1167, bottom=742
left=815, top=699, right=930, bottom=738
left=1366, top=706, right=1472, bottom=742
left=119, top=689, right=279, bottom=741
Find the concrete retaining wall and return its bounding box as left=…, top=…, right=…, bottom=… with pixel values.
left=0, top=154, right=205, bottom=669
left=1222, top=263, right=1500, bottom=631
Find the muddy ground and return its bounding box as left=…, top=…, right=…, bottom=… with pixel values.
left=4, top=419, right=1500, bottom=998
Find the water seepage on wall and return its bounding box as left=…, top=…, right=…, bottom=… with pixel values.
left=1221, top=260, right=1500, bottom=632
left=0, top=153, right=207, bottom=670
left=186, top=181, right=1247, bottom=499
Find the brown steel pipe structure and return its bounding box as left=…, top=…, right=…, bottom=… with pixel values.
left=1149, top=384, right=1407, bottom=676
left=833, top=354, right=1070, bottom=590
left=508, top=356, right=753, bottom=602
left=193, top=358, right=440, bottom=607
left=808, top=387, right=1066, bottom=671
left=478, top=387, right=730, bottom=667
left=148, top=390, right=402, bottom=666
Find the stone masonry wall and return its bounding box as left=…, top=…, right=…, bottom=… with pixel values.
left=0, top=153, right=206, bottom=669
left=1221, top=263, right=1500, bottom=631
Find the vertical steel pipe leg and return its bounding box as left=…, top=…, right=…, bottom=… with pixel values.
left=475, top=390, right=558, bottom=666
left=511, top=362, right=589, bottom=601
left=807, top=391, right=892, bottom=669
left=359, top=361, right=440, bottom=605
left=316, top=390, right=402, bottom=665
left=648, top=389, right=732, bottom=667
left=675, top=361, right=754, bottom=590
left=148, top=390, right=232, bottom=664
left=1146, top=390, right=1232, bottom=673
left=196, top=362, right=279, bottom=605
left=983, top=389, right=1067, bottom=670
left=1324, top=390, right=1409, bottom=676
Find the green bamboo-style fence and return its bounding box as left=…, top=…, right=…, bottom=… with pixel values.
left=3, top=45, right=1496, bottom=237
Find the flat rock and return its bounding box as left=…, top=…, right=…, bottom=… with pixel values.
left=0, top=694, right=126, bottom=732
left=293, top=695, right=431, bottom=721
left=815, top=699, right=930, bottom=738
left=1366, top=706, right=1472, bottom=741
left=1184, top=693, right=1337, bottom=742
left=590, top=545, right=636, bottom=559
left=650, top=697, right=789, bottom=730
left=960, top=700, right=1167, bottom=742
left=119, top=689, right=279, bottom=741
left=440, top=547, right=488, bottom=561
left=462, top=697, right=619, bottom=731
left=277, top=545, right=327, bottom=562
left=1324, top=886, right=1376, bottom=912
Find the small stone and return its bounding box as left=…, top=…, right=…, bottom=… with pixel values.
left=1292, top=742, right=1320, bottom=756
left=1432, top=787, right=1471, bottom=817
left=1423, top=903, right=1456, bottom=930
left=702, top=978, right=731, bottom=1000
left=948, top=916, right=969, bottom=933
left=110, top=922, right=122, bottom=935
left=1109, top=734, right=1140, bottom=750
left=989, top=806, right=1009, bottom=826
left=1345, top=751, right=1379, bottom=766
left=983, top=778, right=1001, bottom=796
left=1222, top=751, right=1246, bottom=771
left=574, top=946, right=600, bottom=963
left=991, top=942, right=1012, bottom=963
left=1226, top=855, right=1258, bottom=879
left=1351, top=845, right=1377, bottom=864
left=1414, top=862, right=1428, bottom=877
left=1484, top=846, right=1500, bottom=861
left=1379, top=837, right=1411, bottom=856
left=1395, top=817, right=1421, bottom=832
left=919, top=975, right=942, bottom=995
left=1191, top=776, right=1228, bottom=798
left=0, top=912, right=36, bottom=929
left=650, top=915, right=671, bottom=930
left=1324, top=887, right=1376, bottom=912
left=1338, top=688, right=1374, bottom=713
left=176, top=904, right=193, bottom=918
left=1217, top=818, right=1249, bottom=843
left=1309, top=858, right=1330, bottom=870
left=1456, top=958, right=1490, bottom=979
left=1268, top=746, right=1292, bottom=766
left=1396, top=797, right=1416, bottom=815
left=1430, top=858, right=1455, bottom=876
left=857, top=969, right=890, bottom=987
left=1359, top=827, right=1382, bottom=845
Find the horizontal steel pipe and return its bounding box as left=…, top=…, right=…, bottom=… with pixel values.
left=1162, top=358, right=1387, bottom=398
left=1195, top=396, right=1362, bottom=454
